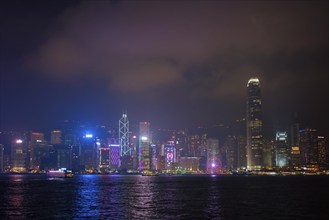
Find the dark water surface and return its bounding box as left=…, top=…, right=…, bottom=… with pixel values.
left=0, top=174, right=328, bottom=219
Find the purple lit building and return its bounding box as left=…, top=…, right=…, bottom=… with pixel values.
left=109, top=144, right=120, bottom=170
left=207, top=138, right=221, bottom=173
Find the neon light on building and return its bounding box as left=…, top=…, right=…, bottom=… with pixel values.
left=164, top=143, right=176, bottom=169
left=109, top=144, right=120, bottom=167
left=85, top=134, right=93, bottom=138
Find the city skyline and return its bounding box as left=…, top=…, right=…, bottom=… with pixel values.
left=1, top=2, right=328, bottom=219
left=1, top=1, right=328, bottom=137
left=1, top=106, right=327, bottom=174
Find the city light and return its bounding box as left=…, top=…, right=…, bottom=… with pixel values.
left=85, top=134, right=93, bottom=138
left=1, top=2, right=328, bottom=219
left=247, top=77, right=260, bottom=86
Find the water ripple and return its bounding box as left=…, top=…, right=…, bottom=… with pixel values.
left=0, top=175, right=329, bottom=219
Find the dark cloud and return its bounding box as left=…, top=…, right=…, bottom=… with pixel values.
left=1, top=0, right=328, bottom=135
left=28, top=1, right=328, bottom=93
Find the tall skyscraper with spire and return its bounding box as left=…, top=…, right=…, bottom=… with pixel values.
left=119, top=112, right=130, bottom=155
left=119, top=112, right=130, bottom=168
left=246, top=77, right=263, bottom=170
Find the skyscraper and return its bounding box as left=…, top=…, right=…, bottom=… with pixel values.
left=290, top=120, right=301, bottom=169
left=119, top=113, right=131, bottom=169
left=207, top=138, right=220, bottom=173
left=80, top=133, right=98, bottom=172
left=11, top=139, right=28, bottom=172
left=119, top=113, right=130, bottom=157
left=317, top=136, right=327, bottom=169
left=246, top=77, right=263, bottom=170
left=299, top=128, right=318, bottom=166
left=275, top=131, right=289, bottom=168
left=50, top=130, right=62, bottom=145
left=164, top=141, right=176, bottom=171
left=139, top=122, right=151, bottom=171
left=225, top=136, right=238, bottom=170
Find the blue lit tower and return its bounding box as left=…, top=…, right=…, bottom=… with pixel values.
left=246, top=77, right=263, bottom=170
left=119, top=113, right=130, bottom=167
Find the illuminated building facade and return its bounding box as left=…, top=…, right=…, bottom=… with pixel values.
left=109, top=144, right=120, bottom=169
left=207, top=138, right=220, bottom=173
left=275, top=132, right=289, bottom=168
left=140, top=137, right=150, bottom=171
left=246, top=77, right=263, bottom=170
left=139, top=122, right=151, bottom=171
left=99, top=142, right=110, bottom=172
left=11, top=139, right=28, bottom=172
left=164, top=141, right=176, bottom=170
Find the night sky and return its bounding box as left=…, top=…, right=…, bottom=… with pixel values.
left=1, top=0, right=328, bottom=137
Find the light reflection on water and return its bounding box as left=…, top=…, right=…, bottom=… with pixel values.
left=206, top=176, right=222, bottom=219
left=0, top=174, right=328, bottom=219
left=126, top=175, right=156, bottom=219
left=6, top=176, right=25, bottom=218
left=73, top=175, right=101, bottom=218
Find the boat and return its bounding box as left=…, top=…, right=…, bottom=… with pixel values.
left=47, top=169, right=74, bottom=178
